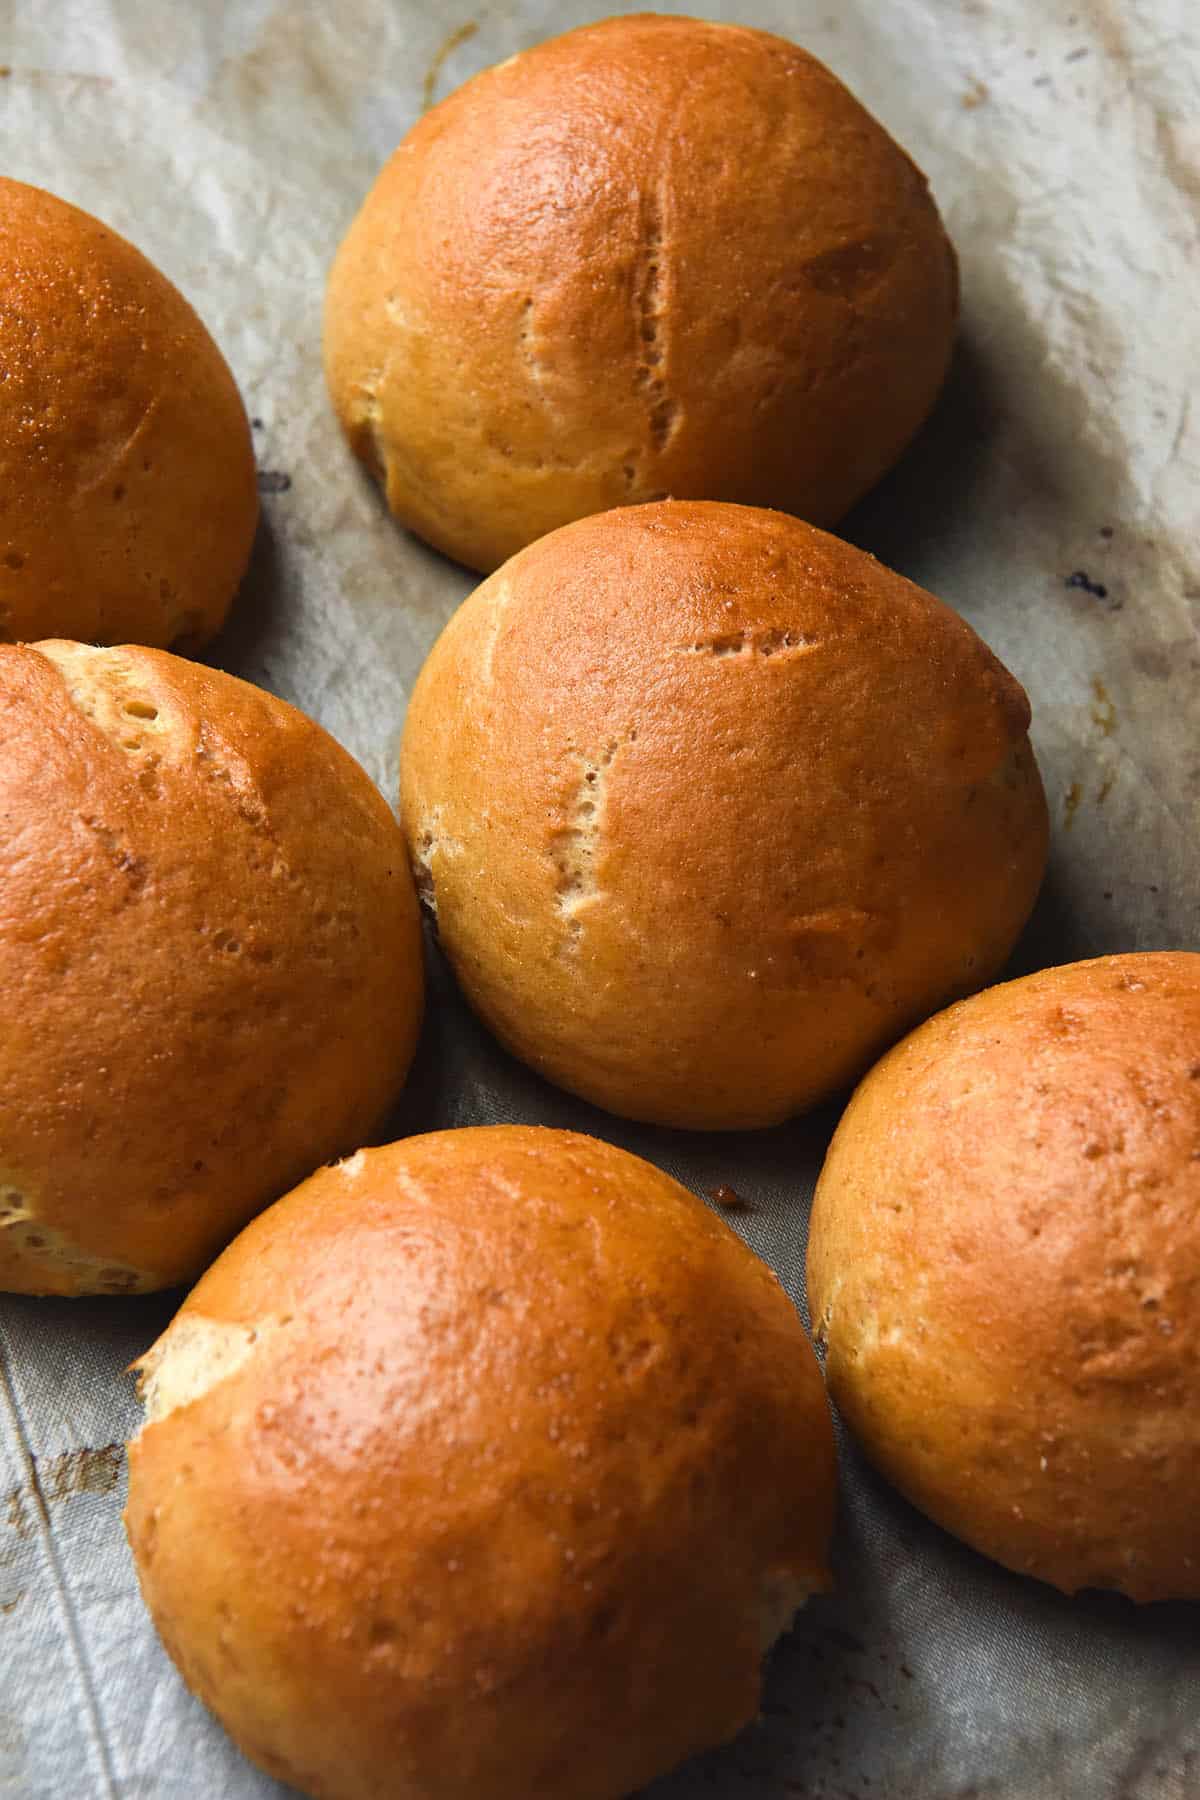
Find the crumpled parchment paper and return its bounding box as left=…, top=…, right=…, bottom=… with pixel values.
left=1, top=1, right=1197, bottom=1795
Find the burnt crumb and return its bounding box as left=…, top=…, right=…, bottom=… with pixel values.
left=1066, top=570, right=1108, bottom=599
left=710, top=1184, right=749, bottom=1211
left=1103, top=889, right=1113, bottom=900
left=1099, top=525, right=1114, bottom=538
left=250, top=417, right=264, bottom=430
left=257, top=469, right=292, bottom=494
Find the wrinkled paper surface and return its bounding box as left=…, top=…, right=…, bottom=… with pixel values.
left=1, top=1, right=1198, bottom=1795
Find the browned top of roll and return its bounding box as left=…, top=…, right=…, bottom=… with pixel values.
left=0, top=641, right=423, bottom=1294
left=325, top=13, right=957, bottom=572
left=125, top=1125, right=836, bottom=1800
left=808, top=951, right=1200, bottom=1602
left=0, top=178, right=257, bottom=647
left=400, top=501, right=1047, bottom=1129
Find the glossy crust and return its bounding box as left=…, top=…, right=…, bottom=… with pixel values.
left=0, top=641, right=423, bottom=1294
left=324, top=13, right=958, bottom=572
left=124, top=1125, right=837, bottom=1800
left=807, top=951, right=1200, bottom=1603
left=0, top=178, right=258, bottom=647
left=399, top=502, right=1048, bottom=1130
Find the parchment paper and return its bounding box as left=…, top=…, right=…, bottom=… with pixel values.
left=1, top=1, right=1198, bottom=1795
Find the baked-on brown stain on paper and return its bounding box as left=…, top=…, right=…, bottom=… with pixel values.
left=2, top=1446, right=124, bottom=1539
left=38, top=1444, right=123, bottom=1503
left=422, top=21, right=478, bottom=111
left=1091, top=677, right=1117, bottom=735
left=3, top=1488, right=29, bottom=1538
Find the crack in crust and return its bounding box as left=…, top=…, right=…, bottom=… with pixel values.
left=38, top=642, right=275, bottom=836
left=518, top=296, right=551, bottom=399
left=133, top=1312, right=294, bottom=1430
left=37, top=641, right=180, bottom=763
left=630, top=190, right=681, bottom=475
left=678, top=629, right=822, bottom=660
left=549, top=733, right=636, bottom=947
left=411, top=804, right=465, bottom=921
left=479, top=579, right=513, bottom=689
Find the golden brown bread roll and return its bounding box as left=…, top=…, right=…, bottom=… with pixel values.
left=324, top=13, right=958, bottom=573
left=0, top=178, right=257, bottom=648
left=124, top=1124, right=837, bottom=1800
left=399, top=501, right=1048, bottom=1130
left=0, top=641, right=423, bottom=1295
left=807, top=951, right=1200, bottom=1603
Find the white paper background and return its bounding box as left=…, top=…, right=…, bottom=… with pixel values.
left=1, top=1, right=1198, bottom=1795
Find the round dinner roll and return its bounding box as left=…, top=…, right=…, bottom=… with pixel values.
left=807, top=951, right=1200, bottom=1603
left=399, top=502, right=1048, bottom=1130
left=0, top=641, right=423, bottom=1295
left=0, top=178, right=257, bottom=648
left=324, top=13, right=957, bottom=573
left=124, top=1125, right=837, bottom=1800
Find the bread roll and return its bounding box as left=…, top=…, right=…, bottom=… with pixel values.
left=0, top=641, right=423, bottom=1295
left=0, top=178, right=257, bottom=648
left=324, top=14, right=958, bottom=573
left=807, top=951, right=1200, bottom=1602
left=124, top=1124, right=837, bottom=1800
left=399, top=501, right=1048, bottom=1130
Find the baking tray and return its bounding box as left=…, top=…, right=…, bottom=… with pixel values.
left=1, top=1, right=1198, bottom=1794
